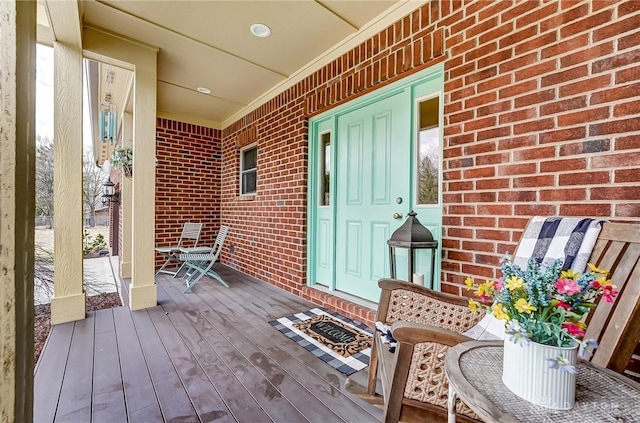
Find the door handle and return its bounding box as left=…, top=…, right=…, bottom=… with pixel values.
left=393, top=212, right=403, bottom=220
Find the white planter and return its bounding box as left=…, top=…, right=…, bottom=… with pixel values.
left=502, top=338, right=577, bottom=410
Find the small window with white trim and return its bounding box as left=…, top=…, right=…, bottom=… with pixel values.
left=240, top=145, right=257, bottom=195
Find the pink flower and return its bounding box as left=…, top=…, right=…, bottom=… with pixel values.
left=556, top=301, right=571, bottom=310
left=555, top=278, right=582, bottom=296
left=602, top=285, right=619, bottom=303
left=562, top=322, right=586, bottom=337
left=495, top=277, right=503, bottom=291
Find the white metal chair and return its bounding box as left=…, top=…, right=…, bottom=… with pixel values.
left=155, top=222, right=203, bottom=277
left=179, top=225, right=230, bottom=292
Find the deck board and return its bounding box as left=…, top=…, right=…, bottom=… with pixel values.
left=147, top=306, right=236, bottom=423
left=129, top=308, right=199, bottom=422
left=158, top=283, right=310, bottom=423
left=112, top=306, right=164, bottom=421
left=34, top=322, right=73, bottom=423
left=54, top=316, right=94, bottom=423
left=189, top=269, right=381, bottom=421
left=91, top=309, right=127, bottom=422
left=34, top=264, right=381, bottom=422
left=163, top=287, right=330, bottom=422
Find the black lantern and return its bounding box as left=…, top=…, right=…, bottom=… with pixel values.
left=101, top=178, right=119, bottom=204
left=387, top=210, right=438, bottom=286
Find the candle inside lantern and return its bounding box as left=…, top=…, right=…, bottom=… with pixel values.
left=412, top=273, right=424, bottom=286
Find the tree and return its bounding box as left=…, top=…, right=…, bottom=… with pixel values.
left=35, top=135, right=54, bottom=227
left=83, top=149, right=106, bottom=227
left=418, top=152, right=439, bottom=205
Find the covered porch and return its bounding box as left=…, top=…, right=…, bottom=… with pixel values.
left=3, top=0, right=640, bottom=421
left=34, top=265, right=380, bottom=422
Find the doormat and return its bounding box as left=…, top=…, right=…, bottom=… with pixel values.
left=270, top=308, right=372, bottom=376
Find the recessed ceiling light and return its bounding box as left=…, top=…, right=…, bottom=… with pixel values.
left=196, top=87, right=212, bottom=94
left=250, top=23, right=271, bottom=38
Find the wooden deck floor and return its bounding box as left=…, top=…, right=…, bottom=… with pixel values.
left=34, top=264, right=381, bottom=423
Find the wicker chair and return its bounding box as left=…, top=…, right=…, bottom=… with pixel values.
left=357, top=280, right=484, bottom=423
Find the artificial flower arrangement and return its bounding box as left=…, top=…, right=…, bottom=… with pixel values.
left=110, top=145, right=133, bottom=169
left=110, top=145, right=157, bottom=178
left=465, top=257, right=618, bottom=373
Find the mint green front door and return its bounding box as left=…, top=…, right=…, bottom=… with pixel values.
left=307, top=64, right=444, bottom=303
left=334, top=90, right=411, bottom=302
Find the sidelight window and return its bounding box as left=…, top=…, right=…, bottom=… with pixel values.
left=416, top=97, right=440, bottom=205
left=319, top=132, right=331, bottom=206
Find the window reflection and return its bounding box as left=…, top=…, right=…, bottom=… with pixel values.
left=320, top=132, right=331, bottom=206
left=417, top=97, right=439, bottom=205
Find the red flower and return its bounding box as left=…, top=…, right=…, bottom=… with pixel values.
left=562, top=322, right=585, bottom=337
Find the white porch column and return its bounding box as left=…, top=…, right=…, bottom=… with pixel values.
left=129, top=61, right=157, bottom=310
left=83, top=26, right=159, bottom=310
left=120, top=111, right=133, bottom=278
left=50, top=41, right=85, bottom=324
left=0, top=0, right=36, bottom=420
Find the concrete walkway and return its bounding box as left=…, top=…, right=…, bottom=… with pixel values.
left=35, top=256, right=120, bottom=305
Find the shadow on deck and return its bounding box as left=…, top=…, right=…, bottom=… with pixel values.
left=34, top=264, right=381, bottom=422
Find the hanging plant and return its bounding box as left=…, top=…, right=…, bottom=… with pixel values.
left=111, top=145, right=133, bottom=178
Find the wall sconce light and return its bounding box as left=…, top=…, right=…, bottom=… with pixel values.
left=101, top=178, right=119, bottom=204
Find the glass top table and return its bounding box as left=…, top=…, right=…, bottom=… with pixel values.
left=445, top=341, right=640, bottom=423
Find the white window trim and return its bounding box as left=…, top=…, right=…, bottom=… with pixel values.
left=239, top=143, right=257, bottom=196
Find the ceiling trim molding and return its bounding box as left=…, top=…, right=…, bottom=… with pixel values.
left=157, top=111, right=221, bottom=130
left=222, top=0, right=425, bottom=128
left=83, top=24, right=159, bottom=53
left=158, top=80, right=247, bottom=107
left=315, top=1, right=359, bottom=31
left=44, top=0, right=82, bottom=47
left=93, top=0, right=288, bottom=78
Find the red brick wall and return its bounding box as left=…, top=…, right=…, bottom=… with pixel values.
left=218, top=0, right=640, bottom=325
left=155, top=118, right=221, bottom=267
left=440, top=0, right=640, bottom=295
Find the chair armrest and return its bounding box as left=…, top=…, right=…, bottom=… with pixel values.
left=179, top=246, right=213, bottom=254
left=155, top=246, right=181, bottom=253
left=391, top=321, right=474, bottom=347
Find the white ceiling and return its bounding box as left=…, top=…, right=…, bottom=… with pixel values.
left=39, top=0, right=423, bottom=129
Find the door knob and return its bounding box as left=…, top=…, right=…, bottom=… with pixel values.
left=393, top=212, right=403, bottom=220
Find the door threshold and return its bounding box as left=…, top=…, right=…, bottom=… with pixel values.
left=308, top=284, right=379, bottom=312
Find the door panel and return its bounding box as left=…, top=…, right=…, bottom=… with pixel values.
left=345, top=220, right=362, bottom=276
left=346, top=121, right=363, bottom=205
left=335, top=90, right=411, bottom=302
left=370, top=221, right=391, bottom=281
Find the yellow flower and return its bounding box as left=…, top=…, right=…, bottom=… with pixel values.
left=468, top=299, right=479, bottom=313
left=504, top=276, right=523, bottom=291
left=475, top=280, right=494, bottom=297
left=492, top=304, right=510, bottom=320
left=587, top=263, right=610, bottom=275
left=560, top=269, right=578, bottom=280
left=514, top=298, right=537, bottom=314
left=464, top=276, right=474, bottom=290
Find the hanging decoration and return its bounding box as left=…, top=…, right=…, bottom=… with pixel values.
left=99, top=68, right=118, bottom=144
